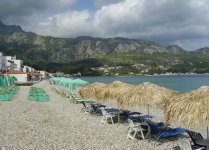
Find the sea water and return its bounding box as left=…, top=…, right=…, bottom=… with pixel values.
left=80, top=75, right=209, bottom=93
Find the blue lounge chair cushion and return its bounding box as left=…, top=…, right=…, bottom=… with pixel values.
left=160, top=128, right=186, bottom=138
left=148, top=122, right=186, bottom=140
left=120, top=111, right=140, bottom=120
left=139, top=114, right=153, bottom=120
left=130, top=114, right=153, bottom=122
left=90, top=104, right=102, bottom=113
left=105, top=108, right=118, bottom=113
left=128, top=112, right=141, bottom=115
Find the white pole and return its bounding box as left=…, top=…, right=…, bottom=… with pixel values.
left=116, top=98, right=121, bottom=125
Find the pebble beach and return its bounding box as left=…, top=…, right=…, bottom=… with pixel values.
left=0, top=80, right=190, bottom=150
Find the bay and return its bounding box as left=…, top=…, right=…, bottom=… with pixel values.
left=80, top=75, right=209, bottom=93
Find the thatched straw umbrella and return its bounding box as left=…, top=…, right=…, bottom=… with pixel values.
left=79, top=82, right=107, bottom=98
left=164, top=86, right=209, bottom=138
left=118, top=82, right=177, bottom=114
left=95, top=81, right=135, bottom=101
left=95, top=81, right=135, bottom=123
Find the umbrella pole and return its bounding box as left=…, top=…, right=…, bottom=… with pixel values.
left=118, top=102, right=120, bottom=125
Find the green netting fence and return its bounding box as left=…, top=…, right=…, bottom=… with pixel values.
left=0, top=75, right=19, bottom=101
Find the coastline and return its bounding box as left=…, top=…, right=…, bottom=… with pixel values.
left=79, top=73, right=209, bottom=77
left=80, top=74, right=209, bottom=93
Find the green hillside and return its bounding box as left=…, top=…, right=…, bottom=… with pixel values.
left=0, top=21, right=209, bottom=75
left=97, top=50, right=209, bottom=75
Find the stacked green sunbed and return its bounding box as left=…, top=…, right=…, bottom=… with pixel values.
left=0, top=86, right=19, bottom=101
left=28, top=87, right=49, bottom=101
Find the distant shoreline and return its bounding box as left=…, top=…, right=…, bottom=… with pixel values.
left=144, top=73, right=209, bottom=76
left=81, top=73, right=209, bottom=77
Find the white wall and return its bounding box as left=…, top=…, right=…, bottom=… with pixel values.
left=0, top=53, right=6, bottom=71
left=5, top=56, right=23, bottom=71
left=23, top=66, right=36, bottom=73
left=10, top=74, right=28, bottom=82
left=39, top=70, right=47, bottom=78
left=13, top=60, right=23, bottom=70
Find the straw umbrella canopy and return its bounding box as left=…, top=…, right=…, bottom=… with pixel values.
left=67, top=79, right=89, bottom=91
left=59, top=78, right=73, bottom=87
left=95, top=81, right=135, bottom=124
left=58, top=78, right=67, bottom=86
left=51, top=77, right=64, bottom=85
left=95, top=81, right=135, bottom=102
left=0, top=76, right=3, bottom=87
left=71, top=79, right=89, bottom=86
left=79, top=82, right=107, bottom=98
left=118, top=82, right=177, bottom=114
left=164, top=86, right=209, bottom=137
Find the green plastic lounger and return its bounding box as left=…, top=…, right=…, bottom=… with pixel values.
left=28, top=95, right=39, bottom=101
left=0, top=93, right=12, bottom=101
left=37, top=95, right=49, bottom=101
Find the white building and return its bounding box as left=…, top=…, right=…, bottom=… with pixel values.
left=5, top=56, right=23, bottom=71
left=39, top=70, right=48, bottom=78
left=23, top=65, right=35, bottom=73
left=4, top=70, right=29, bottom=82
left=0, top=52, right=6, bottom=71
left=22, top=65, right=29, bottom=73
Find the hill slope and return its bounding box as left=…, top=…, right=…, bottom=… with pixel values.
left=0, top=21, right=209, bottom=75
left=0, top=21, right=24, bottom=35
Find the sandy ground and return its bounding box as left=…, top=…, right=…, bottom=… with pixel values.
left=0, top=80, right=194, bottom=150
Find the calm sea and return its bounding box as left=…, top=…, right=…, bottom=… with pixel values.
left=80, top=75, right=209, bottom=93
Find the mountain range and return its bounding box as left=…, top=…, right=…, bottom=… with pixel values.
left=0, top=21, right=209, bottom=75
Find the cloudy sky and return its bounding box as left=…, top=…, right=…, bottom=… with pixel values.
left=1, top=0, right=209, bottom=50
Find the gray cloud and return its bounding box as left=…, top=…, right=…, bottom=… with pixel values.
left=93, top=0, right=209, bottom=50
left=1, top=0, right=209, bottom=50
left=172, top=38, right=209, bottom=50
left=0, top=0, right=47, bottom=20
left=0, top=0, right=76, bottom=25
left=93, top=0, right=124, bottom=8
left=33, top=10, right=93, bottom=38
